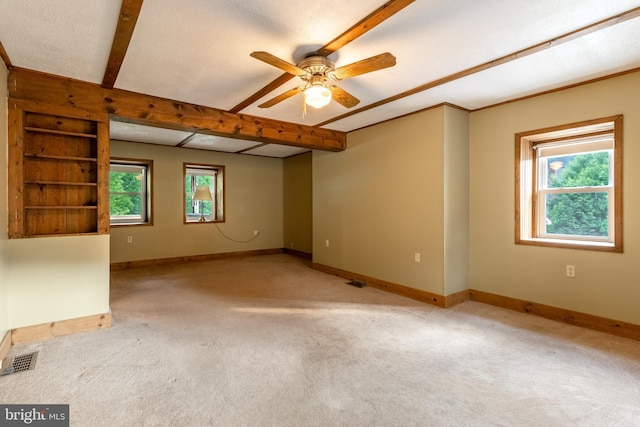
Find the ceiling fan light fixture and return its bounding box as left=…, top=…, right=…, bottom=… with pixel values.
left=304, top=83, right=332, bottom=109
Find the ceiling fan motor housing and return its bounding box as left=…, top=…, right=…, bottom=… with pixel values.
left=298, top=55, right=337, bottom=81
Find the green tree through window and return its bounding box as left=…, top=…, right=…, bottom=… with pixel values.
left=516, top=115, right=622, bottom=252
left=546, top=152, right=610, bottom=237
left=110, top=171, right=139, bottom=215
left=110, top=161, right=151, bottom=224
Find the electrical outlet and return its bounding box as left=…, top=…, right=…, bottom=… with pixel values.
left=290, top=242, right=294, bottom=249
left=414, top=252, right=421, bottom=263
left=127, top=236, right=133, bottom=244
left=325, top=239, right=330, bottom=247
left=566, top=265, right=575, bottom=277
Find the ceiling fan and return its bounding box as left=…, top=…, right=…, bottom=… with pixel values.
left=229, top=0, right=415, bottom=114
left=251, top=50, right=396, bottom=109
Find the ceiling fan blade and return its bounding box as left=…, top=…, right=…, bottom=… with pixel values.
left=328, top=85, right=360, bottom=108
left=250, top=51, right=307, bottom=76
left=231, top=0, right=414, bottom=113
left=318, top=0, right=415, bottom=56
left=258, top=86, right=305, bottom=108
left=333, top=52, right=396, bottom=80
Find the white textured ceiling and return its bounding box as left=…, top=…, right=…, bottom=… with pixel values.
left=2, top=0, right=640, bottom=155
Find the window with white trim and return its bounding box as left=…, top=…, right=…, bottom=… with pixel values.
left=515, top=116, right=622, bottom=252
left=110, top=159, right=152, bottom=225
left=184, top=163, right=225, bottom=223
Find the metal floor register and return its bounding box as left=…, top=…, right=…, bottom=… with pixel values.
left=0, top=351, right=38, bottom=377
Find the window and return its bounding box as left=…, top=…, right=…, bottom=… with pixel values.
left=184, top=163, right=225, bottom=223
left=110, top=159, right=152, bottom=225
left=515, top=115, right=622, bottom=252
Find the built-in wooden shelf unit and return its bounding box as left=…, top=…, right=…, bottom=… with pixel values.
left=8, top=102, right=109, bottom=238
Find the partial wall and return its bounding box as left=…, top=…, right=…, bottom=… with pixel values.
left=313, top=107, right=447, bottom=295
left=469, top=71, right=640, bottom=325
left=444, top=106, right=470, bottom=296
left=6, top=235, right=110, bottom=329
left=283, top=152, right=312, bottom=255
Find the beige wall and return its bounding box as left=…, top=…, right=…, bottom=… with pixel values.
left=110, top=141, right=284, bottom=263
left=469, top=71, right=640, bottom=324
left=283, top=152, right=312, bottom=254
left=7, top=235, right=110, bottom=328
left=1, top=66, right=8, bottom=337
left=314, top=107, right=450, bottom=294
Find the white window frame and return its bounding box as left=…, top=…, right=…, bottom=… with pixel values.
left=184, top=163, right=225, bottom=223
left=515, top=115, right=623, bottom=252
left=109, top=159, right=152, bottom=226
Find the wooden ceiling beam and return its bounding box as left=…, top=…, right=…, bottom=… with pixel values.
left=101, top=0, right=144, bottom=89
left=316, top=4, right=640, bottom=127
left=317, top=0, right=415, bottom=57
left=229, top=0, right=415, bottom=113
left=10, top=68, right=345, bottom=151
left=0, top=40, right=13, bottom=69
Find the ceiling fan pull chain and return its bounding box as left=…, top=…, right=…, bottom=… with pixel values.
left=302, top=94, right=307, bottom=118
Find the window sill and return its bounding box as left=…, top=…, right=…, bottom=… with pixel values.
left=517, top=237, right=621, bottom=253
left=110, top=222, right=152, bottom=227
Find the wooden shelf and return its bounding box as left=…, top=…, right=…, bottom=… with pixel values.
left=25, top=206, right=97, bottom=210
left=24, top=126, right=98, bottom=139
left=9, top=108, right=108, bottom=238
left=25, top=153, right=98, bottom=162
left=26, top=181, right=98, bottom=187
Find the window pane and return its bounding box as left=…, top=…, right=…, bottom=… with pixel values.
left=545, top=151, right=610, bottom=189
left=185, top=194, right=195, bottom=215
left=110, top=161, right=151, bottom=225
left=109, top=171, right=142, bottom=192
left=544, top=192, right=608, bottom=237
left=110, top=194, right=142, bottom=216
left=516, top=116, right=621, bottom=251
left=184, top=163, right=224, bottom=223
left=185, top=192, right=209, bottom=215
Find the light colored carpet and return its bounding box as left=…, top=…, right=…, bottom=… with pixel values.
left=2, top=254, right=640, bottom=426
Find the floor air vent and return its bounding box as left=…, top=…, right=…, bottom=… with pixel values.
left=347, top=280, right=366, bottom=288
left=1, top=352, right=38, bottom=377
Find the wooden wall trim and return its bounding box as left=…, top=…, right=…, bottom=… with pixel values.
left=0, top=331, right=11, bottom=361
left=9, top=68, right=346, bottom=152
left=282, top=248, right=312, bottom=260
left=110, top=248, right=284, bottom=270
left=7, top=106, right=24, bottom=238
left=97, top=120, right=111, bottom=234
left=348, top=102, right=469, bottom=134
left=470, top=289, right=640, bottom=342
left=11, top=313, right=112, bottom=345
left=311, top=262, right=469, bottom=308
left=444, top=289, right=471, bottom=308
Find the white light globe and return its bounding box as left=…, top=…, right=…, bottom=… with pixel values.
left=304, top=85, right=332, bottom=108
